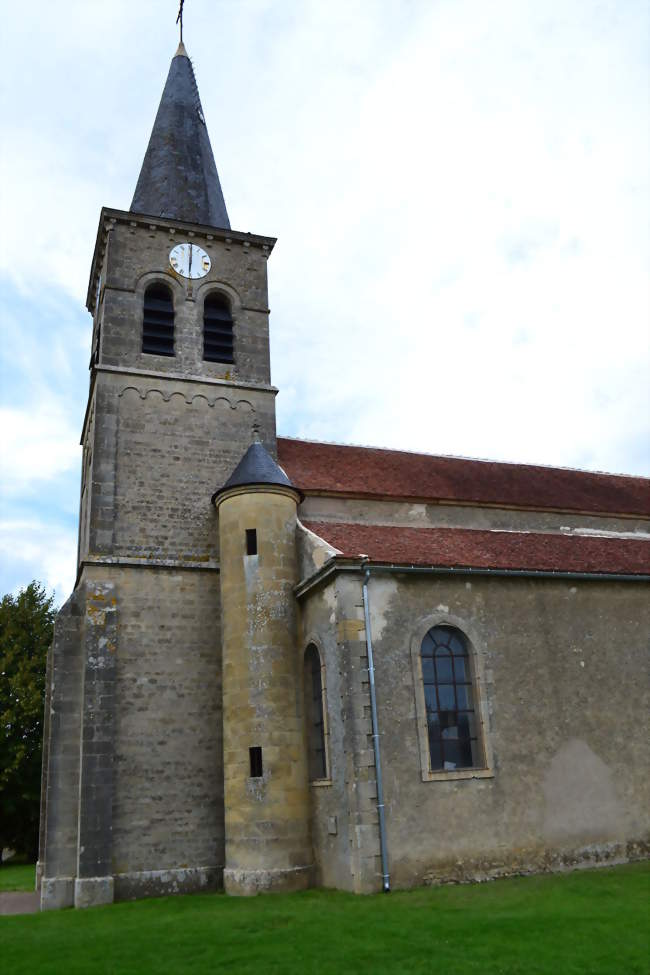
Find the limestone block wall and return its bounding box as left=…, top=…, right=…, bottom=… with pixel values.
left=40, top=565, right=223, bottom=908
left=298, top=495, right=650, bottom=536
left=95, top=215, right=273, bottom=387
left=40, top=579, right=118, bottom=910
left=105, top=565, right=223, bottom=897
left=39, top=589, right=84, bottom=909
left=363, top=572, right=650, bottom=886
left=83, top=371, right=276, bottom=563
left=80, top=210, right=280, bottom=570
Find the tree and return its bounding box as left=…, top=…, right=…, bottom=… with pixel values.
left=0, top=582, right=55, bottom=861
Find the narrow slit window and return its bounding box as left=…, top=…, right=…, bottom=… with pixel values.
left=142, top=283, right=174, bottom=356
left=203, top=293, right=234, bottom=363
left=249, top=746, right=263, bottom=778
left=245, top=529, right=257, bottom=555
left=304, top=644, right=327, bottom=780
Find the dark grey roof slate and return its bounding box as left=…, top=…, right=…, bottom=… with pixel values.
left=130, top=43, right=230, bottom=228
left=212, top=442, right=301, bottom=502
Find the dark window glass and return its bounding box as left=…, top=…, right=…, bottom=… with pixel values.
left=420, top=625, right=482, bottom=771
left=448, top=633, right=465, bottom=656
left=427, top=711, right=441, bottom=740
left=453, top=656, right=468, bottom=681
left=304, top=644, right=327, bottom=780
left=142, top=283, right=174, bottom=356
left=437, top=684, right=455, bottom=711
left=424, top=684, right=437, bottom=712
left=435, top=652, right=453, bottom=682
left=458, top=713, right=471, bottom=739
left=203, top=293, right=234, bottom=363
left=428, top=737, right=442, bottom=769
left=245, top=528, right=257, bottom=555
left=249, top=746, right=263, bottom=778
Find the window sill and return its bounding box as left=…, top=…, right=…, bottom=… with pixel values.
left=421, top=767, right=494, bottom=783
left=310, top=778, right=332, bottom=788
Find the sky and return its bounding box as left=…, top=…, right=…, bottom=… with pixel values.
left=0, top=0, right=648, bottom=604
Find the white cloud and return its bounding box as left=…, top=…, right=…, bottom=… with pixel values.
left=0, top=519, right=77, bottom=604
left=0, top=405, right=81, bottom=498
left=0, top=0, right=648, bottom=619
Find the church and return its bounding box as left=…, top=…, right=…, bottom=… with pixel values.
left=37, top=41, right=649, bottom=910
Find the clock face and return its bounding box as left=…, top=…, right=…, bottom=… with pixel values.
left=169, top=242, right=211, bottom=279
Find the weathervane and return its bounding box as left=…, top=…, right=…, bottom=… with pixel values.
left=176, top=0, right=185, bottom=43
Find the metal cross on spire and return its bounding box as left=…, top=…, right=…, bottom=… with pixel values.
left=176, top=0, right=185, bottom=43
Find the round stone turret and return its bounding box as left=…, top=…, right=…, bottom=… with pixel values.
left=213, top=442, right=312, bottom=895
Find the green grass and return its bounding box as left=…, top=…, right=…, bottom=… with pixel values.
left=0, top=861, right=36, bottom=892
left=2, top=863, right=649, bottom=974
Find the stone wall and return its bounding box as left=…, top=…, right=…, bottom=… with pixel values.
left=299, top=569, right=649, bottom=890
left=300, top=574, right=382, bottom=892
left=103, top=565, right=223, bottom=895
left=39, top=588, right=84, bottom=909
left=97, top=215, right=273, bottom=387
left=81, top=212, right=279, bottom=567
left=299, top=495, right=650, bottom=535
left=369, top=572, right=649, bottom=886
left=40, top=566, right=223, bottom=908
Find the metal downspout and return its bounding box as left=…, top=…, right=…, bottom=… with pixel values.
left=362, top=566, right=391, bottom=892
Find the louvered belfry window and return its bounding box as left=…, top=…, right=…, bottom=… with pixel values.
left=142, top=283, right=175, bottom=356
left=203, top=293, right=234, bottom=363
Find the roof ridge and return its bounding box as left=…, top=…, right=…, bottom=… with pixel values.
left=277, top=435, right=649, bottom=481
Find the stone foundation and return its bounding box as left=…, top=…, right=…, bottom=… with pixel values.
left=224, top=864, right=313, bottom=896
left=114, top=865, right=222, bottom=901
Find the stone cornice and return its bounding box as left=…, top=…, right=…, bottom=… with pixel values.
left=86, top=206, right=277, bottom=311
left=213, top=483, right=302, bottom=509
left=80, top=365, right=277, bottom=444
left=96, top=364, right=277, bottom=393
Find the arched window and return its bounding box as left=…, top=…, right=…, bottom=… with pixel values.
left=203, top=292, right=234, bottom=363
left=420, top=626, right=482, bottom=771
left=304, top=644, right=327, bottom=780
left=142, top=283, right=174, bottom=356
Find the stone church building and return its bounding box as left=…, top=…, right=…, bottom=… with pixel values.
left=38, top=44, right=649, bottom=910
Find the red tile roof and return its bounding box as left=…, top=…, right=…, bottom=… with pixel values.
left=278, top=438, right=650, bottom=517
left=302, top=521, right=650, bottom=575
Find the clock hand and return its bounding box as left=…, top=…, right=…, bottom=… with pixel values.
left=188, top=243, right=193, bottom=277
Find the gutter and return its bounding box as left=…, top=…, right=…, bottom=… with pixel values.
left=295, top=558, right=650, bottom=599
left=361, top=565, right=390, bottom=893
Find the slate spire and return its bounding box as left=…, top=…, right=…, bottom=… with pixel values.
left=130, top=43, right=230, bottom=229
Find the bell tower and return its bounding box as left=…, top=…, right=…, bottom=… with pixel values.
left=39, top=41, right=280, bottom=910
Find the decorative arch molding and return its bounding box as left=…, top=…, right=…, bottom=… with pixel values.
left=117, top=384, right=255, bottom=413
left=409, top=609, right=494, bottom=783
left=134, top=270, right=184, bottom=303
left=195, top=279, right=242, bottom=314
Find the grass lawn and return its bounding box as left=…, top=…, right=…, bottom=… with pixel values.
left=0, top=861, right=36, bottom=892
left=2, top=862, right=649, bottom=974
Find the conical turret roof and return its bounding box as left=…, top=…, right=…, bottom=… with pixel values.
left=130, top=43, right=230, bottom=228
left=212, top=442, right=301, bottom=503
